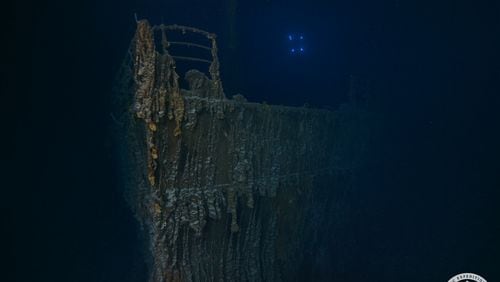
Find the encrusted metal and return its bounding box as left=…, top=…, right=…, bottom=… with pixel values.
left=114, top=19, right=373, bottom=282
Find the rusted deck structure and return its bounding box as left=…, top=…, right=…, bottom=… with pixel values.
left=114, top=20, right=373, bottom=282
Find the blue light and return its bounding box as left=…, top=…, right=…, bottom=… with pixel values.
left=287, top=33, right=306, bottom=56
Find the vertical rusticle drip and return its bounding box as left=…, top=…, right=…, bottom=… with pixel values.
left=157, top=26, right=184, bottom=137
left=168, top=67, right=184, bottom=137
left=133, top=20, right=156, bottom=122
left=133, top=20, right=159, bottom=187
left=208, top=35, right=225, bottom=100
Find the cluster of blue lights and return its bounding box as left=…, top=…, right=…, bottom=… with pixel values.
left=287, top=34, right=305, bottom=55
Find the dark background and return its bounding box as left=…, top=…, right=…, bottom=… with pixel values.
left=4, top=0, right=500, bottom=281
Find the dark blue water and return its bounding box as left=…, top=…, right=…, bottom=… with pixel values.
left=6, top=0, right=500, bottom=281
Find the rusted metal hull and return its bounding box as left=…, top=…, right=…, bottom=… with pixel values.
left=114, top=20, right=372, bottom=281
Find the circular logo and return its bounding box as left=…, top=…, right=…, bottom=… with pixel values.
left=448, top=273, right=487, bottom=282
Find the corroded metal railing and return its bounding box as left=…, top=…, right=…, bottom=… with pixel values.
left=151, top=23, right=225, bottom=99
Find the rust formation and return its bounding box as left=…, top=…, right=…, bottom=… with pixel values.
left=114, top=20, right=374, bottom=282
